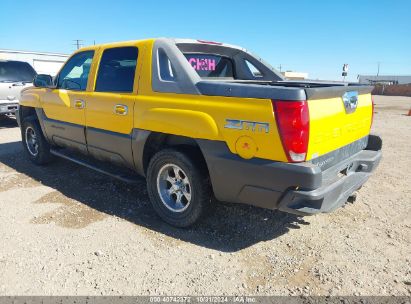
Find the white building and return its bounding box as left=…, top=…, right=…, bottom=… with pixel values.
left=0, top=49, right=69, bottom=76
left=281, top=71, right=308, bottom=80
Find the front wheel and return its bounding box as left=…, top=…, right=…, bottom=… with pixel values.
left=21, top=117, right=52, bottom=165
left=146, top=149, right=211, bottom=227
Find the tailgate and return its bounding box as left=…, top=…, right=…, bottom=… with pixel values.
left=305, top=86, right=373, bottom=161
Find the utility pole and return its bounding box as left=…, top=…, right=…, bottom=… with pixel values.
left=73, top=39, right=83, bottom=50
left=377, top=62, right=380, bottom=77
left=277, top=64, right=282, bottom=72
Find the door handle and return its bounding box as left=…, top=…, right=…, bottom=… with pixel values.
left=114, top=104, right=128, bottom=115
left=74, top=99, right=85, bottom=109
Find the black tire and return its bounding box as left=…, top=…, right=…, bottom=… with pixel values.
left=21, top=116, right=52, bottom=165
left=146, top=148, right=212, bottom=227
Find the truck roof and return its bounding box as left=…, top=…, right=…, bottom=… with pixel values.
left=74, top=38, right=245, bottom=53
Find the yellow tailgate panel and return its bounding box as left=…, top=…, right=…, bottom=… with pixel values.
left=307, top=93, right=372, bottom=160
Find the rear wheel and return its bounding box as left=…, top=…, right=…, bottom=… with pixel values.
left=146, top=149, right=211, bottom=227
left=21, top=117, right=52, bottom=165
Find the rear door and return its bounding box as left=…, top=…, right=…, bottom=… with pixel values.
left=40, top=51, right=94, bottom=154
left=84, top=46, right=139, bottom=168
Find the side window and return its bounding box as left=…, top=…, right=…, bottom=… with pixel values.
left=245, top=60, right=263, bottom=78
left=158, top=48, right=176, bottom=81
left=95, top=47, right=138, bottom=93
left=57, top=51, right=94, bottom=90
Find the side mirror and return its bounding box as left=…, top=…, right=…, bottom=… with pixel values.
left=33, top=74, right=53, bottom=88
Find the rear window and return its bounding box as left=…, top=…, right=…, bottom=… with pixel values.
left=183, top=53, right=234, bottom=78
left=0, top=61, right=37, bottom=82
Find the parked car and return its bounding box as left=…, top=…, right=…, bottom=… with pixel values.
left=0, top=60, right=37, bottom=116
left=16, top=38, right=382, bottom=227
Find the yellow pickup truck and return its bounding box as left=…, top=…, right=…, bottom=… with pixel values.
left=17, top=38, right=382, bottom=227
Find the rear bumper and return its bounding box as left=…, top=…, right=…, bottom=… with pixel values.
left=198, top=135, right=382, bottom=215
left=278, top=148, right=381, bottom=215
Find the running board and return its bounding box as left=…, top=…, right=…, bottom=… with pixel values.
left=50, top=149, right=142, bottom=184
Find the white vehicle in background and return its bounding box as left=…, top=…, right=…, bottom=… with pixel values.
left=0, top=49, right=68, bottom=76
left=0, top=60, right=37, bottom=116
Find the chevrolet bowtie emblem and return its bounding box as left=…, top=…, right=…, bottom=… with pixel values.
left=342, top=91, right=358, bottom=114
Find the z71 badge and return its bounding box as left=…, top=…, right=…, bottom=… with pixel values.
left=224, top=119, right=270, bottom=133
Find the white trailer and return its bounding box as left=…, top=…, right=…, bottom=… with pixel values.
left=0, top=49, right=69, bottom=76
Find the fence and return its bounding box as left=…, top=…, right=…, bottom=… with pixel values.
left=372, top=84, right=411, bottom=97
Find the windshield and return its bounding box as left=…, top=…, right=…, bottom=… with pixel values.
left=0, top=61, right=37, bottom=82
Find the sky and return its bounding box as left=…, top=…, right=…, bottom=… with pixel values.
left=1, top=0, right=410, bottom=81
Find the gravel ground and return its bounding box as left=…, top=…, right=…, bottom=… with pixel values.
left=0, top=95, right=410, bottom=296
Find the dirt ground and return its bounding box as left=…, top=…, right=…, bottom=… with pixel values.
left=0, top=95, right=410, bottom=296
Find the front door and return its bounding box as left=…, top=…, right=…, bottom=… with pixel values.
left=40, top=50, right=94, bottom=154
left=85, top=46, right=139, bottom=168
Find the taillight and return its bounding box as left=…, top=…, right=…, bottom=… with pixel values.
left=272, top=100, right=309, bottom=162
left=371, top=95, right=375, bottom=129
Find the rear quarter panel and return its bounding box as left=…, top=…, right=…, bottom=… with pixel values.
left=134, top=93, right=288, bottom=162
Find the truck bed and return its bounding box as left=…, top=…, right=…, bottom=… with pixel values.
left=196, top=79, right=373, bottom=101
